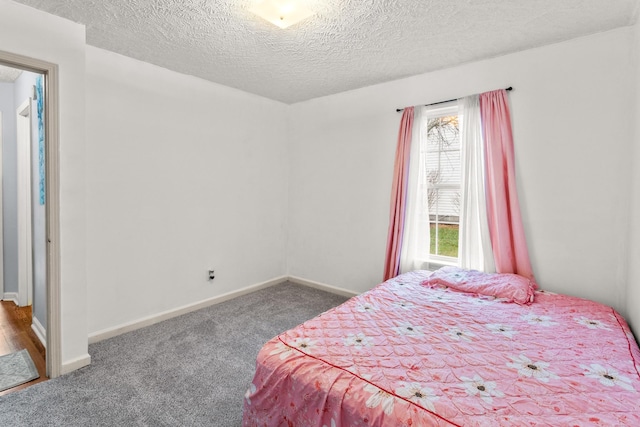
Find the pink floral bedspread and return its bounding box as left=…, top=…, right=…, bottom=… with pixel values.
left=242, top=271, right=640, bottom=426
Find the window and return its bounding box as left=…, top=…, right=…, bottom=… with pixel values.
left=391, top=90, right=529, bottom=280
left=421, top=105, right=461, bottom=263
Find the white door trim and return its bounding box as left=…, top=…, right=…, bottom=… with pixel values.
left=17, top=98, right=34, bottom=307
left=0, top=51, right=61, bottom=379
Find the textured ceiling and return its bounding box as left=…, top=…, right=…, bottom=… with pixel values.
left=0, top=64, right=23, bottom=82
left=11, top=0, right=640, bottom=103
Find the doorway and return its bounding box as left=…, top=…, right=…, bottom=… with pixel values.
left=0, top=64, right=47, bottom=391
left=0, top=50, right=62, bottom=380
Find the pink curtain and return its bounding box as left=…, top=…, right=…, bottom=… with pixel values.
left=383, top=107, right=414, bottom=281
left=480, top=90, right=535, bottom=282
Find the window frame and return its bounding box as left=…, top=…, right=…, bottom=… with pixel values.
left=422, top=103, right=461, bottom=265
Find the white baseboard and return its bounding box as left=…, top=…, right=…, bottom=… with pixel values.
left=31, top=316, right=47, bottom=348
left=2, top=292, right=19, bottom=305
left=288, top=276, right=360, bottom=298
left=61, top=354, right=91, bottom=375
left=87, top=274, right=360, bottom=345
left=88, top=275, right=289, bottom=344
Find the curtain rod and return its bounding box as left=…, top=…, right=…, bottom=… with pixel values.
left=395, top=86, right=513, bottom=112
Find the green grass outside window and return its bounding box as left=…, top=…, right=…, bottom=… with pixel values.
left=430, top=224, right=459, bottom=258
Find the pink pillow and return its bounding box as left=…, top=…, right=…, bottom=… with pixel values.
left=422, top=266, right=537, bottom=305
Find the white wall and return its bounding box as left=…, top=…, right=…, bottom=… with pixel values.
left=85, top=47, right=288, bottom=335
left=0, top=0, right=88, bottom=368
left=627, top=20, right=640, bottom=336
left=288, top=28, right=635, bottom=316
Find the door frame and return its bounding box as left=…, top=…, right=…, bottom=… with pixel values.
left=0, top=51, right=61, bottom=378
left=16, top=98, right=34, bottom=307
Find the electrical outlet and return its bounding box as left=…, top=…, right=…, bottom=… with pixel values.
left=208, top=269, right=215, bottom=281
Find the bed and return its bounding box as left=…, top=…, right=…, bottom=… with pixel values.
left=242, top=270, right=640, bottom=426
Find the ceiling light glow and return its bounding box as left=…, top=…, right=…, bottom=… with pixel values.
left=250, top=0, right=314, bottom=29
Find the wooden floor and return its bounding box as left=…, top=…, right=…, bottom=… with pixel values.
left=0, top=301, right=47, bottom=396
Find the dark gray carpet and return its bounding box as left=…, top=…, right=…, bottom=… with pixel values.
left=0, top=282, right=348, bottom=426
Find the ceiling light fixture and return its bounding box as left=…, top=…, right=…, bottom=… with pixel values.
left=250, top=0, right=314, bottom=29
